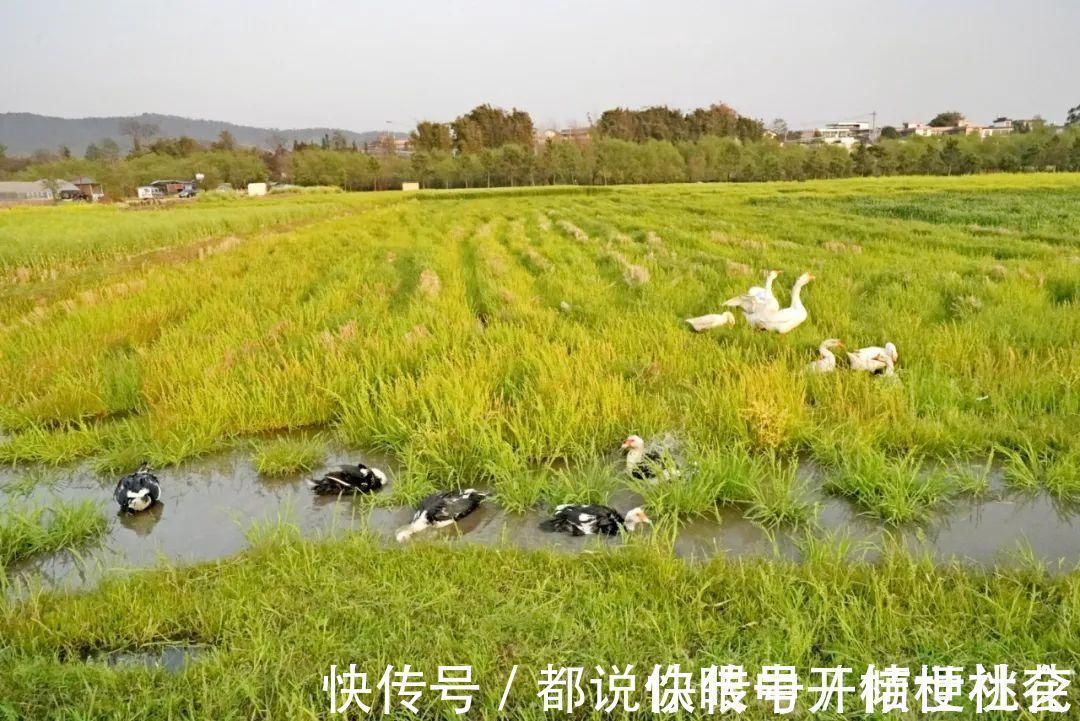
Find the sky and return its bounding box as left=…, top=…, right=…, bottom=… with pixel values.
left=1, top=0, right=1075, bottom=132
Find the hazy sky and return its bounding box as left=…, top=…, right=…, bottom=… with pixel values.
left=1, top=0, right=1075, bottom=132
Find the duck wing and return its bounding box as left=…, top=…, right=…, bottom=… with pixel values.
left=587, top=506, right=625, bottom=536
left=748, top=286, right=780, bottom=312
left=420, top=489, right=487, bottom=523
left=308, top=465, right=384, bottom=495
left=540, top=504, right=600, bottom=535
left=685, top=314, right=733, bottom=332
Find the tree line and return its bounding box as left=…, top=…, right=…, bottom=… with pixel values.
left=2, top=103, right=1079, bottom=197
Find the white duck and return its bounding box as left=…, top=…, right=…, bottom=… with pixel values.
left=685, top=311, right=735, bottom=332
left=755, top=272, right=814, bottom=334
left=807, top=338, right=843, bottom=373
left=848, top=342, right=899, bottom=375
left=724, top=270, right=782, bottom=327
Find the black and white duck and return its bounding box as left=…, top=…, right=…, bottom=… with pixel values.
left=539, top=504, right=651, bottom=536
left=395, top=489, right=489, bottom=542
left=113, top=462, right=161, bottom=513
left=308, top=462, right=387, bottom=495
left=622, top=435, right=676, bottom=481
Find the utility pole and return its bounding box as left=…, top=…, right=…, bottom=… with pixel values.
left=871, top=110, right=877, bottom=138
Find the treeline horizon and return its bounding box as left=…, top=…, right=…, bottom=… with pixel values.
left=1, top=102, right=1079, bottom=197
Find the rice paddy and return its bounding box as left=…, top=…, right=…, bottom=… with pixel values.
left=1, top=175, right=1078, bottom=717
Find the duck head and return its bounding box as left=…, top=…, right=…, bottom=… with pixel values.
left=821, top=338, right=843, bottom=350
left=623, top=507, right=652, bottom=531
left=621, top=435, right=645, bottom=453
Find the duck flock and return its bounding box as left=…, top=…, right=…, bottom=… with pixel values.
left=113, top=439, right=654, bottom=541
left=114, top=269, right=896, bottom=543
left=687, top=269, right=899, bottom=375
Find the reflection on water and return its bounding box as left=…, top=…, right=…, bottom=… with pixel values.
left=92, top=645, right=207, bottom=673
left=2, top=450, right=1079, bottom=596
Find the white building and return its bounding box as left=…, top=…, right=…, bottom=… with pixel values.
left=0, top=180, right=80, bottom=204
left=798, top=122, right=869, bottom=149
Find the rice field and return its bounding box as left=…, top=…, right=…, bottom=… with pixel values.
left=2, top=176, right=1077, bottom=511
left=1, top=175, right=1079, bottom=718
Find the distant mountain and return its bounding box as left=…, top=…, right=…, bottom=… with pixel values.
left=0, top=112, right=403, bottom=156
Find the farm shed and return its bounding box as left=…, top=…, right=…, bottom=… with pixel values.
left=71, top=177, right=105, bottom=201
left=0, top=180, right=79, bottom=204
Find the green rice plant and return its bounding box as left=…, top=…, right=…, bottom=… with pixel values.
left=0, top=501, right=108, bottom=568
left=250, top=436, right=326, bottom=476
left=997, top=441, right=1045, bottom=491
left=1, top=525, right=1078, bottom=718
left=1045, top=446, right=1080, bottom=504
left=943, top=448, right=998, bottom=499
left=0, top=178, right=1075, bottom=530
left=743, top=456, right=814, bottom=529
left=823, top=448, right=954, bottom=524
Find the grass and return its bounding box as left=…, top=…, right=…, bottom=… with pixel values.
left=0, top=176, right=1078, bottom=717
left=0, top=500, right=108, bottom=569
left=0, top=523, right=1077, bottom=719
left=250, top=436, right=327, bottom=476
left=0, top=176, right=1075, bottom=520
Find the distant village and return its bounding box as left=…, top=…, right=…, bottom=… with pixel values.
left=0, top=111, right=1072, bottom=205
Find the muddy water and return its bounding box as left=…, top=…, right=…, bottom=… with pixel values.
left=93, top=645, right=207, bottom=673
left=2, top=447, right=391, bottom=594
left=3, top=451, right=1079, bottom=596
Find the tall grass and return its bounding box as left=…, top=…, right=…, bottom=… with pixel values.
left=0, top=525, right=1077, bottom=718
left=250, top=436, right=326, bottom=476
left=0, top=501, right=108, bottom=568
left=0, top=177, right=1076, bottom=519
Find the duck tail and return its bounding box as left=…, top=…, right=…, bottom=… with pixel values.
left=538, top=519, right=559, bottom=532
left=307, top=477, right=334, bottom=495
left=395, top=517, right=430, bottom=543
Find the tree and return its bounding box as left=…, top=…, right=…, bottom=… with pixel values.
left=118, top=119, right=159, bottom=154
left=596, top=108, right=637, bottom=141
left=410, top=121, right=452, bottom=152
left=85, top=143, right=101, bottom=160
left=734, top=116, right=765, bottom=142
left=451, top=105, right=535, bottom=151
left=39, top=178, right=60, bottom=200
left=329, top=131, right=349, bottom=151
left=212, top=130, right=237, bottom=151
left=1068, top=104, right=1080, bottom=127
left=769, top=118, right=789, bottom=139
left=500, top=143, right=533, bottom=186
left=928, top=111, right=964, bottom=127
left=0, top=143, right=5, bottom=159
left=635, top=106, right=687, bottom=141
left=686, top=103, right=740, bottom=139
left=879, top=126, right=900, bottom=140
left=266, top=132, right=288, bottom=152
left=59, top=145, right=71, bottom=159
left=100, top=138, right=121, bottom=162
left=540, top=139, right=586, bottom=184
left=1014, top=116, right=1047, bottom=134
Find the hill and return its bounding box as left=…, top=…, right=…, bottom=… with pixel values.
left=0, top=112, right=400, bottom=156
